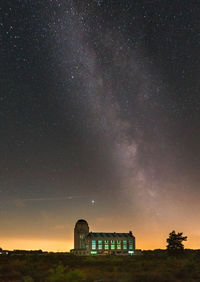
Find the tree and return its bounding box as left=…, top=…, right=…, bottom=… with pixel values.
left=166, top=230, right=187, bottom=253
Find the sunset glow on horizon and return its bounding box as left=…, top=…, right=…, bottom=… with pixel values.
left=1, top=219, right=200, bottom=252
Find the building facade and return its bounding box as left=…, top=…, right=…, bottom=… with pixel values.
left=71, top=219, right=135, bottom=256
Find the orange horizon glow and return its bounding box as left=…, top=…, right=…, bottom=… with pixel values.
left=0, top=238, right=73, bottom=252
left=1, top=234, right=200, bottom=252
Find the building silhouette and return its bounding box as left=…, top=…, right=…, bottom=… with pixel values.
left=71, top=219, right=135, bottom=255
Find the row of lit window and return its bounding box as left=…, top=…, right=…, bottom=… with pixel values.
left=91, top=240, right=133, bottom=250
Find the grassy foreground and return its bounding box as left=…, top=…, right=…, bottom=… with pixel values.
left=0, top=250, right=200, bottom=282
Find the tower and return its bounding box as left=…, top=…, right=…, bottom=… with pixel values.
left=74, top=219, right=89, bottom=250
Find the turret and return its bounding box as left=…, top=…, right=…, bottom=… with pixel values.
left=74, top=219, right=89, bottom=249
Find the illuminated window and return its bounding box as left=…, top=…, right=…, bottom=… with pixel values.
left=129, top=240, right=133, bottom=250
left=111, top=240, right=115, bottom=250
left=98, top=240, right=103, bottom=250
left=104, top=240, right=109, bottom=250
left=123, top=240, right=127, bottom=250
left=117, top=240, right=121, bottom=250
left=91, top=240, right=96, bottom=250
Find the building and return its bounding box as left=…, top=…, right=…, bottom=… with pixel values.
left=70, top=219, right=135, bottom=256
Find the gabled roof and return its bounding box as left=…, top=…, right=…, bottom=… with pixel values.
left=87, top=232, right=134, bottom=239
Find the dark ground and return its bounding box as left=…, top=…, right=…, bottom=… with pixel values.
left=0, top=250, right=200, bottom=282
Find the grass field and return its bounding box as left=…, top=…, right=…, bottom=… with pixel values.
left=0, top=250, right=200, bottom=282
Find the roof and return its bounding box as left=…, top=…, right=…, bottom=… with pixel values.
left=75, top=219, right=88, bottom=225
left=87, top=232, right=134, bottom=239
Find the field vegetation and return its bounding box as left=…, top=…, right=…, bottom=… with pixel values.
left=0, top=250, right=200, bottom=282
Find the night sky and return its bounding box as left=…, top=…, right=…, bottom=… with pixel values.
left=1, top=0, right=200, bottom=251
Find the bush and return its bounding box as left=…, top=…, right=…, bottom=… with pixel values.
left=48, top=264, right=68, bottom=282
left=65, top=269, right=86, bottom=282
left=23, top=276, right=34, bottom=282
left=48, top=264, right=86, bottom=282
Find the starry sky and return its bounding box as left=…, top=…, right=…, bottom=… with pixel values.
left=1, top=0, right=200, bottom=251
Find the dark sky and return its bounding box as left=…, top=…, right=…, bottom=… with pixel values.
left=1, top=0, right=200, bottom=251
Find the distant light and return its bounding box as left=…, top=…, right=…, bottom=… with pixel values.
left=91, top=251, right=97, bottom=255
left=128, top=250, right=134, bottom=255
left=91, top=200, right=95, bottom=205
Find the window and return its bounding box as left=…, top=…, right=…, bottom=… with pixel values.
left=80, top=234, right=85, bottom=248
left=98, top=240, right=103, bottom=250
left=129, top=240, right=133, bottom=250
left=91, top=240, right=96, bottom=250
left=104, top=240, right=109, bottom=250
left=123, top=240, right=127, bottom=250
left=117, top=240, right=121, bottom=250
left=111, top=240, right=115, bottom=250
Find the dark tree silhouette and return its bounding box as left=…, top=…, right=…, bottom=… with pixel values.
left=166, top=230, right=187, bottom=253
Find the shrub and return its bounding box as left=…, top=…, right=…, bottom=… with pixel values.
left=66, top=269, right=86, bottom=282
left=23, top=276, right=34, bottom=282
left=48, top=264, right=68, bottom=282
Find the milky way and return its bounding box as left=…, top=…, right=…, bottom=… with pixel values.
left=1, top=0, right=200, bottom=250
